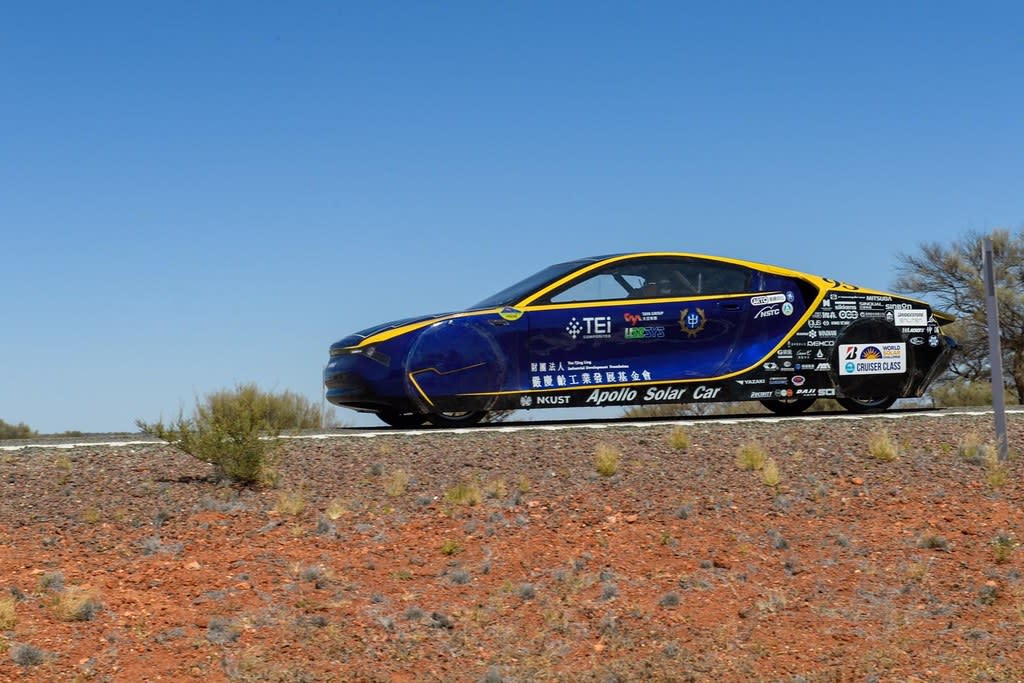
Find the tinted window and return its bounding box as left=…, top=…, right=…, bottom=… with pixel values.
left=470, top=259, right=595, bottom=309
left=540, top=257, right=754, bottom=304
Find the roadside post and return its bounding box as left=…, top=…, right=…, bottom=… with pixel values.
left=982, top=237, right=1009, bottom=463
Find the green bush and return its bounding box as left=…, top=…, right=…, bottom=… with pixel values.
left=0, top=419, right=37, bottom=440
left=137, top=383, right=327, bottom=485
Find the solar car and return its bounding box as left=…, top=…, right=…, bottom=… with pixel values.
left=324, top=253, right=955, bottom=427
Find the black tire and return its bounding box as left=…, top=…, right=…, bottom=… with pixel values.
left=759, top=398, right=816, bottom=415
left=837, top=396, right=897, bottom=413
left=427, top=411, right=487, bottom=428
left=376, top=410, right=428, bottom=428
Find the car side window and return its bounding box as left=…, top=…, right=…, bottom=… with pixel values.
left=541, top=257, right=754, bottom=304
left=549, top=273, right=635, bottom=303
left=675, top=260, right=752, bottom=295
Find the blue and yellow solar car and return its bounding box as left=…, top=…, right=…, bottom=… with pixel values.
left=324, top=253, right=955, bottom=427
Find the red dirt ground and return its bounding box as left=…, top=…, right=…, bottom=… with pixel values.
left=1, top=412, right=1022, bottom=681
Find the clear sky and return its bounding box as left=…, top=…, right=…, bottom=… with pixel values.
left=3, top=2, right=1022, bottom=433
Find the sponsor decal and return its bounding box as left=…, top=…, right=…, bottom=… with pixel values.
left=777, top=349, right=793, bottom=359
left=693, top=385, right=721, bottom=400
left=735, top=379, right=766, bottom=385
left=624, top=326, right=666, bottom=339
left=624, top=311, right=664, bottom=325
left=763, top=362, right=779, bottom=371
left=782, top=302, right=794, bottom=316
left=680, top=308, right=707, bottom=337
left=499, top=307, right=524, bottom=321
left=754, top=304, right=781, bottom=320
left=806, top=340, right=835, bottom=347
left=838, top=309, right=859, bottom=320
left=535, top=395, right=571, bottom=406
left=815, top=362, right=832, bottom=371
left=568, top=316, right=612, bottom=339
left=751, top=293, right=787, bottom=306
left=792, top=375, right=806, bottom=386
left=751, top=391, right=775, bottom=399
left=642, top=386, right=688, bottom=402
left=909, top=336, right=925, bottom=346
left=580, top=383, right=693, bottom=405
left=776, top=388, right=794, bottom=398
left=819, top=388, right=836, bottom=397
left=839, top=343, right=907, bottom=375
left=519, top=395, right=533, bottom=407
left=796, top=388, right=818, bottom=396
left=585, top=388, right=638, bottom=405
left=894, top=309, right=929, bottom=327
left=769, top=377, right=789, bottom=386
left=929, top=335, right=940, bottom=348
left=786, top=291, right=795, bottom=303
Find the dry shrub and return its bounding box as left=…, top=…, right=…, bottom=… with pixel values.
left=445, top=481, right=482, bottom=506
left=275, top=489, right=307, bottom=516
left=761, top=458, right=781, bottom=487
left=384, top=469, right=410, bottom=497
left=0, top=596, right=16, bottom=629
left=668, top=427, right=690, bottom=451
left=868, top=430, right=899, bottom=461
left=595, top=443, right=621, bottom=477
left=54, top=587, right=101, bottom=622
left=736, top=442, right=767, bottom=471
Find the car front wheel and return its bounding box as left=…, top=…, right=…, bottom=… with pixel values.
left=376, top=410, right=428, bottom=428
left=837, top=396, right=896, bottom=413
left=427, top=411, right=487, bottom=428
left=759, top=398, right=816, bottom=415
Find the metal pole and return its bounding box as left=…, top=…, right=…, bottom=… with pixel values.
left=982, top=237, right=1009, bottom=463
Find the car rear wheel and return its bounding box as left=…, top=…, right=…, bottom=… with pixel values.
left=376, top=410, right=428, bottom=428
left=759, top=398, right=816, bottom=416
left=427, top=411, right=487, bottom=428
left=837, top=396, right=897, bottom=413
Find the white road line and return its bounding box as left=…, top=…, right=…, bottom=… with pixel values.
left=2, top=407, right=1018, bottom=451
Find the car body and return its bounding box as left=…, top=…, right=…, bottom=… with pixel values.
left=324, top=252, right=955, bottom=427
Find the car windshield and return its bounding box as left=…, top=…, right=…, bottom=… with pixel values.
left=469, top=259, right=594, bottom=309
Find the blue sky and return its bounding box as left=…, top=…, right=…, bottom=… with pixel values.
left=3, top=2, right=1022, bottom=433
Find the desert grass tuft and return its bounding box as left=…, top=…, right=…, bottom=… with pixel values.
left=82, top=506, right=102, bottom=524
left=324, top=497, right=347, bottom=520
left=384, top=469, right=410, bottom=497
left=993, top=533, right=1016, bottom=564
left=985, top=455, right=1009, bottom=489
left=760, top=458, right=782, bottom=487
left=484, top=479, right=508, bottom=499
left=958, top=432, right=995, bottom=465
left=0, top=596, right=16, bottom=630
left=275, top=489, right=307, bottom=516
left=667, top=427, right=690, bottom=451
left=440, top=539, right=462, bottom=556
left=445, top=481, right=482, bottom=506
left=867, top=429, right=899, bottom=461
left=735, top=442, right=767, bottom=471
left=54, top=587, right=101, bottom=622
left=595, top=443, right=621, bottom=477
